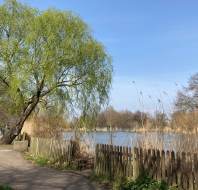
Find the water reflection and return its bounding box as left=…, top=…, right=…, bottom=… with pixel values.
left=64, top=131, right=198, bottom=152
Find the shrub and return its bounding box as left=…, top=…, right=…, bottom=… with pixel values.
left=26, top=154, right=49, bottom=167
left=120, top=174, right=178, bottom=190
left=0, top=185, right=12, bottom=190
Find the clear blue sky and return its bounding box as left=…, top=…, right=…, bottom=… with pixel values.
left=2, top=0, right=198, bottom=113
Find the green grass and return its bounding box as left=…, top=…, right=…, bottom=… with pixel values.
left=120, top=174, right=178, bottom=190
left=92, top=172, right=178, bottom=190
left=33, top=156, right=49, bottom=167
left=24, top=153, right=78, bottom=170
left=0, top=185, right=13, bottom=190
left=24, top=153, right=49, bottom=167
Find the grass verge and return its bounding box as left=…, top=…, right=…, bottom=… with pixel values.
left=0, top=185, right=13, bottom=190
left=119, top=174, right=178, bottom=190
left=91, top=172, right=178, bottom=190
left=24, top=153, right=78, bottom=170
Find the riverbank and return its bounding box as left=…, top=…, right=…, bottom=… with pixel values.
left=64, top=126, right=198, bottom=135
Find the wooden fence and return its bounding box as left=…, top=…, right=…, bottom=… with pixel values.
left=95, top=144, right=198, bottom=190
left=30, top=138, right=77, bottom=165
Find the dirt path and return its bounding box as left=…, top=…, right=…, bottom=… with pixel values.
left=0, top=146, right=104, bottom=190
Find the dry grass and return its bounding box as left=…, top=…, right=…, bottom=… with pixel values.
left=133, top=131, right=197, bottom=153
left=171, top=111, right=198, bottom=133
left=29, top=115, right=70, bottom=138
left=134, top=132, right=165, bottom=150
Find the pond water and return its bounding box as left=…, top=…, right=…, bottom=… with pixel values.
left=64, top=131, right=198, bottom=152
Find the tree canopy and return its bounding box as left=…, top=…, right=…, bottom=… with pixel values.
left=0, top=0, right=112, bottom=143
left=175, top=73, right=198, bottom=112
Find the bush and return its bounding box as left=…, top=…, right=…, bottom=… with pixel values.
left=0, top=185, right=12, bottom=190
left=120, top=174, right=178, bottom=190
left=33, top=156, right=49, bottom=167
left=25, top=154, right=49, bottom=167
left=25, top=153, right=78, bottom=170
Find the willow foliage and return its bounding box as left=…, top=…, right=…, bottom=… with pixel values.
left=0, top=0, right=112, bottom=120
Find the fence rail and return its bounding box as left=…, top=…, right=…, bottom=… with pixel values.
left=30, top=138, right=76, bottom=165
left=95, top=144, right=198, bottom=190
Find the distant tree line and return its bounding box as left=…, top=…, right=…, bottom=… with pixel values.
left=96, top=106, right=168, bottom=130
left=172, top=73, right=198, bottom=132
left=95, top=73, right=198, bottom=132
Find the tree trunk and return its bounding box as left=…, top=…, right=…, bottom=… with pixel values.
left=0, top=124, right=23, bottom=144
left=0, top=96, right=39, bottom=144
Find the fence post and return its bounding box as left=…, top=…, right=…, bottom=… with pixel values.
left=187, top=152, right=194, bottom=190
left=95, top=144, right=99, bottom=175
left=132, top=147, right=140, bottom=180
left=129, top=147, right=132, bottom=178
left=161, top=150, right=166, bottom=180
left=109, top=145, right=113, bottom=180
left=181, top=152, right=187, bottom=189
left=194, top=153, right=198, bottom=190
left=139, top=148, right=143, bottom=175
left=49, top=138, right=53, bottom=156
left=156, top=150, right=161, bottom=181
left=176, top=152, right=181, bottom=188
left=171, top=151, right=176, bottom=186
left=36, top=138, right=39, bottom=156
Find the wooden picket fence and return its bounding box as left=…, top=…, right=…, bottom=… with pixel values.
left=95, top=144, right=198, bottom=190
left=30, top=138, right=77, bottom=165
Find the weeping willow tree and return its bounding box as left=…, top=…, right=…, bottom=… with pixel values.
left=0, top=0, right=112, bottom=144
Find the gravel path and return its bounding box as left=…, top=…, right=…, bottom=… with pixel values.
left=0, top=146, right=104, bottom=190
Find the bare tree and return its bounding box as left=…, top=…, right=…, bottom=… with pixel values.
left=175, top=73, right=198, bottom=112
